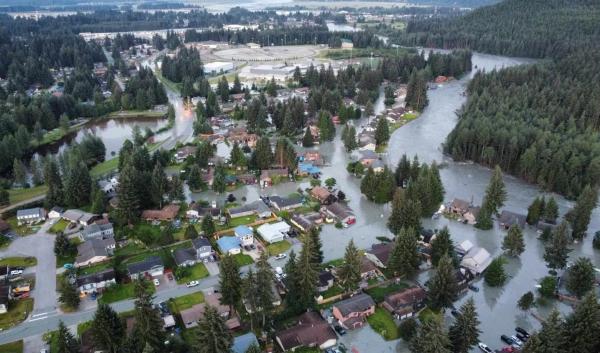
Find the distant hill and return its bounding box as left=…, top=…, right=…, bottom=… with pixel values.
left=399, top=0, right=600, bottom=58
left=408, top=0, right=500, bottom=7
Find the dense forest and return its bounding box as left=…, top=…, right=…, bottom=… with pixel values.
left=398, top=0, right=600, bottom=59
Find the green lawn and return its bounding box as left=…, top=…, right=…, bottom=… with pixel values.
left=99, top=283, right=136, bottom=304
left=418, top=307, right=442, bottom=323
left=367, top=308, right=400, bottom=341
left=90, top=157, right=119, bottom=177
left=0, top=340, right=23, bottom=353
left=5, top=217, right=36, bottom=236
left=266, top=240, right=291, bottom=255
left=114, top=242, right=148, bottom=257
left=0, top=298, right=33, bottom=330
left=176, top=263, right=209, bottom=284
left=48, top=219, right=69, bottom=234
left=320, top=285, right=344, bottom=299
left=168, top=292, right=205, bottom=314
left=78, top=261, right=113, bottom=276
left=233, top=253, right=254, bottom=266
left=324, top=258, right=345, bottom=268
left=0, top=256, right=37, bottom=268
left=218, top=215, right=257, bottom=231
left=366, top=282, right=409, bottom=303
left=7, top=185, right=48, bottom=205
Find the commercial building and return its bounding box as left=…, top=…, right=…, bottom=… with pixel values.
left=204, top=61, right=235, bottom=75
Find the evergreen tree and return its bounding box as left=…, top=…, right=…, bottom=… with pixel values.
left=168, top=175, right=184, bottom=202
left=212, top=165, right=226, bottom=194
left=201, top=215, right=215, bottom=237
left=395, top=154, right=412, bottom=188
left=342, top=124, right=358, bottom=152
left=309, top=228, right=323, bottom=265
left=406, top=70, right=428, bottom=111
left=185, top=225, right=199, bottom=239
left=337, top=239, right=362, bottom=293
left=375, top=118, right=390, bottom=146
left=255, top=252, right=275, bottom=328
left=117, top=163, right=141, bottom=224
left=253, top=137, right=273, bottom=170
left=410, top=317, right=451, bottom=353
left=187, top=164, right=203, bottom=191
left=562, top=292, right=600, bottom=353
left=373, top=167, right=396, bottom=204
left=229, top=142, right=246, bottom=168
left=475, top=202, right=493, bottom=230
left=219, top=255, right=242, bottom=316
left=517, top=291, right=535, bottom=311
left=12, top=158, right=26, bottom=186
left=502, top=225, right=525, bottom=257
left=482, top=165, right=507, bottom=215
left=54, top=232, right=74, bottom=258
left=544, top=222, right=571, bottom=270
left=427, top=254, right=458, bottom=311
left=295, top=233, right=319, bottom=311
left=566, top=185, right=598, bottom=240
left=448, top=298, right=481, bottom=353
left=30, top=158, right=43, bottom=186
left=64, top=162, right=92, bottom=207
left=194, top=305, right=233, bottom=353
left=150, top=163, right=167, bottom=208
left=58, top=275, right=80, bottom=310
left=388, top=188, right=422, bottom=234
left=522, top=310, right=565, bottom=353
left=217, top=76, right=229, bottom=102
left=0, top=189, right=8, bottom=206
left=302, top=127, right=314, bottom=147
left=566, top=257, right=595, bottom=298
left=484, top=257, right=507, bottom=287
left=317, top=111, right=335, bottom=142
left=430, top=227, right=456, bottom=267
left=92, top=303, right=125, bottom=353
left=387, top=227, right=421, bottom=277
left=55, top=320, right=80, bottom=353
left=133, top=279, right=165, bottom=351
left=242, top=269, right=259, bottom=331
left=543, top=197, right=559, bottom=224
left=526, top=196, right=545, bottom=225
left=90, top=186, right=106, bottom=215
left=360, top=167, right=377, bottom=200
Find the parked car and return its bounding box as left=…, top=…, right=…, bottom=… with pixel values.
left=468, top=284, right=479, bottom=292
left=515, top=327, right=530, bottom=338
left=153, top=278, right=160, bottom=286
left=510, top=336, right=523, bottom=346
left=334, top=325, right=347, bottom=336
left=186, top=281, right=199, bottom=288
left=516, top=333, right=528, bottom=342
left=500, top=335, right=514, bottom=345
left=275, top=253, right=287, bottom=260
left=478, top=342, right=493, bottom=353
left=10, top=268, right=23, bottom=276
left=451, top=309, right=460, bottom=317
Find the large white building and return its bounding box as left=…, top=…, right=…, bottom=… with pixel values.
left=248, top=64, right=296, bottom=81
left=204, top=61, right=235, bottom=75
left=257, top=221, right=290, bottom=244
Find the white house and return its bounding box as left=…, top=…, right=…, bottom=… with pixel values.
left=16, top=207, right=46, bottom=225
left=234, top=225, right=254, bottom=247
left=48, top=207, right=64, bottom=219
left=257, top=221, right=290, bottom=244
left=460, top=247, right=492, bottom=275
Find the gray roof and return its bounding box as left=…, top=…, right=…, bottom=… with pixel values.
left=16, top=207, right=44, bottom=218
left=192, top=237, right=211, bottom=249
left=76, top=238, right=114, bottom=264
left=63, top=209, right=98, bottom=223
left=82, top=223, right=113, bottom=238
left=229, top=201, right=270, bottom=216
left=76, top=268, right=116, bottom=287
left=173, top=248, right=196, bottom=266
left=334, top=293, right=375, bottom=316
left=127, top=256, right=163, bottom=275
left=270, top=195, right=302, bottom=208
left=498, top=210, right=526, bottom=228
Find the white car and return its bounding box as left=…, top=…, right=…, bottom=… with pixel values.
left=511, top=336, right=523, bottom=346
left=478, top=343, right=493, bottom=353
left=153, top=279, right=160, bottom=286
left=10, top=269, right=23, bottom=276
left=274, top=253, right=287, bottom=260
left=186, top=281, right=199, bottom=288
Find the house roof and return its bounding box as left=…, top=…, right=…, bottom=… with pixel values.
left=456, top=239, right=474, bottom=254
left=498, top=210, right=527, bottom=228
left=333, top=293, right=375, bottom=317
left=450, top=198, right=470, bottom=211
left=291, top=214, right=315, bottom=230
left=188, top=203, right=221, bottom=217
left=141, top=204, right=180, bottom=220
left=318, top=270, right=334, bottom=287
left=51, top=206, right=65, bottom=213
left=127, top=256, right=163, bottom=275
left=269, top=195, right=302, bottom=209
left=173, top=248, right=196, bottom=266
left=257, top=221, right=290, bottom=242
left=384, top=287, right=427, bottom=309
left=63, top=209, right=97, bottom=223
left=276, top=312, right=337, bottom=351
left=76, top=238, right=114, bottom=264
left=232, top=332, right=259, bottom=353
left=234, top=225, right=253, bottom=237
left=311, top=186, right=331, bottom=200
left=260, top=168, right=288, bottom=179
left=368, top=243, right=393, bottom=265
left=359, top=150, right=378, bottom=160
left=360, top=256, right=377, bottom=274
left=326, top=202, right=353, bottom=219
left=16, top=207, right=44, bottom=218
left=228, top=201, right=270, bottom=216
left=460, top=247, right=492, bottom=274
left=82, top=223, right=113, bottom=238
left=76, top=268, right=116, bottom=287
left=217, top=236, right=241, bottom=252
left=192, top=237, right=211, bottom=249
left=180, top=293, right=230, bottom=325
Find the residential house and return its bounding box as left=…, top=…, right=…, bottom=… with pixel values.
left=358, top=131, right=376, bottom=151
left=456, top=268, right=475, bottom=293
left=81, top=222, right=114, bottom=240
left=203, top=168, right=214, bottom=187
left=244, top=282, right=282, bottom=313
left=48, top=206, right=64, bottom=219
left=290, top=214, right=316, bottom=233
left=16, top=207, right=46, bottom=225
left=141, top=204, right=180, bottom=222
left=360, top=257, right=380, bottom=280
left=180, top=292, right=239, bottom=329
left=76, top=268, right=116, bottom=295
left=232, top=333, right=259, bottom=353
left=234, top=225, right=254, bottom=247
left=275, top=312, right=337, bottom=351
left=382, top=286, right=427, bottom=320
left=310, top=186, right=336, bottom=205
left=238, top=174, right=257, bottom=185
left=365, top=243, right=393, bottom=268
left=227, top=128, right=258, bottom=148
left=62, top=209, right=98, bottom=226
left=536, top=221, right=557, bottom=235
left=217, top=236, right=242, bottom=255
left=341, top=38, right=354, bottom=49
left=370, top=159, right=385, bottom=173
left=175, top=145, right=197, bottom=163
left=174, top=237, right=215, bottom=267
left=127, top=256, right=164, bottom=280
left=324, top=203, right=356, bottom=225
left=186, top=203, right=221, bottom=219
left=269, top=195, right=303, bottom=211
left=318, top=271, right=335, bottom=292
left=228, top=201, right=272, bottom=219
left=455, top=239, right=474, bottom=256
left=75, top=238, right=116, bottom=267
left=332, top=293, right=376, bottom=330
left=98, top=179, right=117, bottom=196
left=358, top=150, right=379, bottom=167
left=448, top=198, right=479, bottom=224
left=498, top=210, right=527, bottom=230
left=299, top=151, right=324, bottom=166
left=260, top=168, right=289, bottom=188
left=257, top=221, right=289, bottom=244
left=297, top=162, right=321, bottom=177
left=460, top=246, right=492, bottom=275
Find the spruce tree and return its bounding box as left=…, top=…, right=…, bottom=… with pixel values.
left=517, top=292, right=535, bottom=311
left=187, top=164, right=203, bottom=191
left=543, top=197, right=559, bottom=223
left=482, top=165, right=507, bottom=215
left=388, top=188, right=422, bottom=234
left=12, top=158, right=26, bottom=186
left=133, top=279, right=165, bottom=351
left=255, top=252, right=275, bottom=328
left=502, top=224, right=525, bottom=257
left=309, top=228, right=323, bottom=265
left=521, top=310, right=565, bottom=353
left=375, top=117, right=390, bottom=146
left=475, top=202, right=493, bottom=230
left=201, top=215, right=215, bottom=237
left=544, top=222, right=571, bottom=270
left=92, top=303, right=125, bottom=353
left=302, top=127, right=314, bottom=147
left=562, top=292, right=600, bottom=353
left=253, top=137, right=273, bottom=170
left=567, top=185, right=598, bottom=240
left=168, top=175, right=184, bottom=202
left=58, top=275, right=80, bottom=310
left=65, top=162, right=92, bottom=207
left=395, top=154, right=412, bottom=188
left=296, top=233, right=319, bottom=311
left=342, top=124, right=357, bottom=152
left=448, top=298, right=481, bottom=353
left=185, top=225, right=198, bottom=239
left=373, top=167, right=396, bottom=204
left=430, top=226, right=456, bottom=267
left=526, top=196, right=545, bottom=225
left=229, top=142, right=246, bottom=167
left=337, top=239, right=362, bottom=293
left=55, top=320, right=80, bottom=353
left=387, top=227, right=421, bottom=277
left=195, top=305, right=233, bottom=353
left=242, top=269, right=259, bottom=331
left=360, top=167, right=377, bottom=200
left=410, top=317, right=451, bottom=353
left=212, top=165, right=226, bottom=194
left=219, top=255, right=242, bottom=316
left=484, top=257, right=507, bottom=287
left=118, top=163, right=141, bottom=224
left=427, top=254, right=458, bottom=311
left=566, top=257, right=595, bottom=298
left=150, top=163, right=167, bottom=208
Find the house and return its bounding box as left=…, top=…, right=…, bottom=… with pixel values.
left=260, top=168, right=289, bottom=188
left=141, top=204, right=180, bottom=222
left=341, top=38, right=354, bottom=49
left=234, top=225, right=254, bottom=246
left=62, top=209, right=98, bottom=226
left=370, top=159, right=385, bottom=173
left=360, top=257, right=379, bottom=280
left=76, top=268, right=116, bottom=295
left=269, top=195, right=303, bottom=211
left=275, top=312, right=337, bottom=351
left=332, top=293, right=376, bottom=330
left=358, top=150, right=379, bottom=167
left=238, top=174, right=257, bottom=185
left=498, top=210, right=527, bottom=230
left=382, top=286, right=427, bottom=320
left=228, top=201, right=272, bottom=219
left=463, top=206, right=480, bottom=225
left=81, top=222, right=114, bottom=240
left=365, top=243, right=393, bottom=268
left=324, top=203, right=356, bottom=225
left=180, top=292, right=239, bottom=329
left=227, top=129, right=258, bottom=148
left=48, top=206, right=64, bottom=219
left=217, top=236, right=242, bottom=255
left=186, top=203, right=221, bottom=219
left=98, top=180, right=117, bottom=196
left=448, top=198, right=479, bottom=224
left=0, top=285, right=9, bottom=314
left=127, top=256, right=164, bottom=280
left=75, top=238, right=115, bottom=267
left=310, top=186, right=336, bottom=205
left=203, top=168, right=214, bottom=186
left=245, top=282, right=282, bottom=313
left=192, top=237, right=215, bottom=261
left=536, top=221, right=557, bottom=235
left=175, top=145, right=197, bottom=162
left=318, top=271, right=335, bottom=292
left=16, top=207, right=46, bottom=225
left=173, top=248, right=199, bottom=267
left=460, top=247, right=492, bottom=275
left=456, top=268, right=475, bottom=293
left=358, top=131, right=376, bottom=151
left=290, top=214, right=317, bottom=232
left=232, top=333, right=259, bottom=353
left=297, top=162, right=321, bottom=177
left=299, top=151, right=324, bottom=166
left=257, top=221, right=290, bottom=244
left=455, top=239, right=474, bottom=256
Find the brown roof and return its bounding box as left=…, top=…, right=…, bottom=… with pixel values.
left=311, top=186, right=331, bottom=201
left=369, top=243, right=393, bottom=265
left=360, top=256, right=377, bottom=275
left=276, top=312, right=336, bottom=351
left=450, top=198, right=470, bottom=212
left=383, top=287, right=427, bottom=311
left=141, top=204, right=180, bottom=221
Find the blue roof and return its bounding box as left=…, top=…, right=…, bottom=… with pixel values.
left=232, top=332, right=259, bottom=353
left=234, top=225, right=253, bottom=237
left=298, top=162, right=321, bottom=174
left=217, top=236, right=241, bottom=252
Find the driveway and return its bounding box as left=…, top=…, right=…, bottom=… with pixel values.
left=204, top=261, right=220, bottom=276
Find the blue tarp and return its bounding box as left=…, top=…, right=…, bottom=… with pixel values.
left=298, top=162, right=321, bottom=174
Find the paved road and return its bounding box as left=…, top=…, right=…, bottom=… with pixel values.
left=0, top=195, right=46, bottom=216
